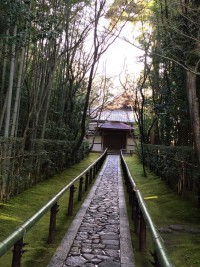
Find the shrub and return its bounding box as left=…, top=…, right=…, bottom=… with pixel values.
left=0, top=138, right=90, bottom=199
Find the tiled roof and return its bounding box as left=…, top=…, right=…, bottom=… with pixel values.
left=99, top=122, right=132, bottom=130
left=94, top=110, right=134, bottom=123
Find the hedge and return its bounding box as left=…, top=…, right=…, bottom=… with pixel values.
left=142, top=144, right=200, bottom=197
left=0, top=138, right=90, bottom=199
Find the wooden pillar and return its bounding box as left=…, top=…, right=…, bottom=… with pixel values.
left=134, top=199, right=140, bottom=234
left=78, top=177, right=84, bottom=201
left=67, top=185, right=75, bottom=216
left=85, top=172, right=89, bottom=191
left=89, top=168, right=93, bottom=184
left=151, top=251, right=161, bottom=267
left=12, top=238, right=24, bottom=267
left=139, top=211, right=146, bottom=251
left=48, top=202, right=59, bottom=244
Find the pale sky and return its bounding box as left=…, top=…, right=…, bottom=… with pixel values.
left=96, top=22, right=144, bottom=93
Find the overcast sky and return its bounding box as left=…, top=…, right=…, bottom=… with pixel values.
left=95, top=22, right=144, bottom=93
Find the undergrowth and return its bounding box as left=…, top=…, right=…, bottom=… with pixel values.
left=0, top=152, right=100, bottom=267
left=124, top=155, right=200, bottom=267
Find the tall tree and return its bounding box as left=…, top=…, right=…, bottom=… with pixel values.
left=125, top=0, right=200, bottom=162
left=152, top=0, right=200, bottom=162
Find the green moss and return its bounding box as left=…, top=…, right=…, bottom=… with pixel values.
left=0, top=152, right=100, bottom=267
left=124, top=155, right=200, bottom=267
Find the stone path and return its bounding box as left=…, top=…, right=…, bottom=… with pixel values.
left=48, top=155, right=135, bottom=267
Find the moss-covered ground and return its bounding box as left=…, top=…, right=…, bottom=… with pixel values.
left=0, top=152, right=100, bottom=267
left=124, top=155, right=200, bottom=267
left=1, top=153, right=199, bottom=267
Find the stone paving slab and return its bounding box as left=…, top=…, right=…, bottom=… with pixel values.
left=48, top=155, right=135, bottom=267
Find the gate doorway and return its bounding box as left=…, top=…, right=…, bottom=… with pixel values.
left=103, top=130, right=127, bottom=151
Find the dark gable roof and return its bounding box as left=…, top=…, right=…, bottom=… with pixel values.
left=97, top=109, right=134, bottom=123
left=99, top=122, right=133, bottom=130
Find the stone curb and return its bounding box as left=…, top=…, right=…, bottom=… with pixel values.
left=118, top=160, right=135, bottom=267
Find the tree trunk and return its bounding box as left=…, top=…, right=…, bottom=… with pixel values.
left=186, top=71, right=200, bottom=163
left=0, top=27, right=10, bottom=132
left=41, top=78, right=53, bottom=139
left=11, top=15, right=29, bottom=137
left=4, top=26, right=17, bottom=137
left=0, top=92, right=8, bottom=131
left=0, top=27, right=9, bottom=106
left=11, top=45, right=26, bottom=137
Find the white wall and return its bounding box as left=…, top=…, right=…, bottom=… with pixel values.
left=87, top=135, right=102, bottom=152
left=87, top=133, right=135, bottom=152
left=126, top=137, right=135, bottom=152
left=88, top=122, right=98, bottom=131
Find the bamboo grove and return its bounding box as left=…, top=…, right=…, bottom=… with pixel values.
left=1, top=0, right=200, bottom=201
left=0, top=0, right=126, bottom=199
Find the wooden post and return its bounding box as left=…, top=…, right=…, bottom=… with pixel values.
left=67, top=185, right=75, bottom=216
left=48, top=202, right=59, bottom=244
left=125, top=171, right=129, bottom=191
left=97, top=162, right=100, bottom=173
left=96, top=163, right=99, bottom=174
left=85, top=172, right=89, bottom=191
left=128, top=182, right=132, bottom=205
left=78, top=177, right=84, bottom=201
left=96, top=162, right=99, bottom=172
left=139, top=211, right=146, bottom=251
left=134, top=199, right=140, bottom=234
left=132, top=191, right=136, bottom=221
left=92, top=166, right=95, bottom=179
left=89, top=168, right=93, bottom=184
left=94, top=164, right=97, bottom=175
left=100, top=157, right=103, bottom=168
left=151, top=251, right=161, bottom=267
left=12, top=238, right=24, bottom=267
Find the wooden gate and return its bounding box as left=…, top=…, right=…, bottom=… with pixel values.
left=103, top=130, right=126, bottom=150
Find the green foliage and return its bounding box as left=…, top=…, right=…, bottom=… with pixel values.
left=106, top=0, right=153, bottom=22
left=139, top=0, right=200, bottom=148
left=142, top=144, right=200, bottom=196
left=0, top=152, right=99, bottom=267
left=0, top=138, right=90, bottom=199
left=125, top=154, right=200, bottom=267
left=144, top=54, right=192, bottom=146
left=156, top=5, right=200, bottom=65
